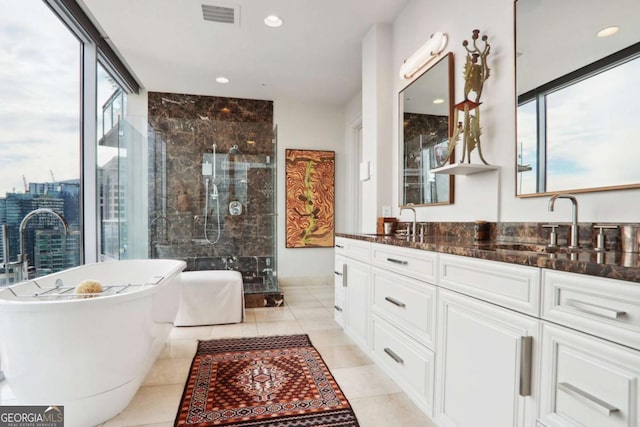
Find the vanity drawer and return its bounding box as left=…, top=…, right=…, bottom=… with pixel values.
left=542, top=270, right=640, bottom=350
left=371, top=243, right=437, bottom=283
left=372, top=315, right=434, bottom=416
left=335, top=237, right=370, bottom=262
left=438, top=254, right=541, bottom=316
left=371, top=267, right=437, bottom=349
left=539, top=322, right=640, bottom=427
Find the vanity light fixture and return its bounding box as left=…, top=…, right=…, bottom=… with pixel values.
left=264, top=15, right=283, bottom=28
left=433, top=98, right=445, bottom=104
left=399, top=32, right=448, bottom=79
left=216, top=76, right=229, bottom=83
left=597, top=26, right=620, bottom=38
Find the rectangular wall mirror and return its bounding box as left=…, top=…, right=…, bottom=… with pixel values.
left=516, top=0, right=640, bottom=196
left=400, top=52, right=454, bottom=206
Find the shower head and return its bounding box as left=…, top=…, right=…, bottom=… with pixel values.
left=229, top=144, right=242, bottom=154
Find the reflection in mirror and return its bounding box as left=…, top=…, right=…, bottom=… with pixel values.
left=401, top=53, right=454, bottom=206
left=516, top=0, right=640, bottom=196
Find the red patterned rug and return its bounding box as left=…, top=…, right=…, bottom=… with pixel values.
left=174, top=334, right=360, bottom=426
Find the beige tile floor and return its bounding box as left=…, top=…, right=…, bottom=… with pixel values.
left=1, top=283, right=436, bottom=427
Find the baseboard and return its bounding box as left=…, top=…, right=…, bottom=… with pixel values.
left=278, top=276, right=333, bottom=287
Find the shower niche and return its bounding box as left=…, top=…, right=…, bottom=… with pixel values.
left=147, top=92, right=281, bottom=308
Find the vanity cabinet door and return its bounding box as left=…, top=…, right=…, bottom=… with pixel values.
left=435, top=289, right=539, bottom=427
left=539, top=322, right=640, bottom=427
left=344, top=257, right=370, bottom=351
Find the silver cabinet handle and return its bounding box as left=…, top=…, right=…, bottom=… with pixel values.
left=342, top=263, right=347, bottom=288
left=334, top=271, right=343, bottom=276
left=335, top=244, right=344, bottom=249
left=334, top=305, right=343, bottom=312
left=384, top=347, right=404, bottom=364
left=386, top=257, right=408, bottom=265
left=385, top=296, right=406, bottom=308
left=566, top=299, right=626, bottom=320
left=557, top=382, right=619, bottom=416
left=519, top=336, right=533, bottom=397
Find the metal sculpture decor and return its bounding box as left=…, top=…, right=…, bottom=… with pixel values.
left=448, top=29, right=492, bottom=165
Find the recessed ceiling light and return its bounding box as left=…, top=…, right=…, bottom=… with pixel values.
left=216, top=76, right=229, bottom=84
left=264, top=15, right=283, bottom=28
left=433, top=98, right=445, bottom=104
left=597, top=26, right=620, bottom=38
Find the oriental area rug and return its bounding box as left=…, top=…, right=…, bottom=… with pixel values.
left=174, top=334, right=360, bottom=427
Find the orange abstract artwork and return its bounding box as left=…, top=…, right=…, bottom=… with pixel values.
left=285, top=149, right=335, bottom=248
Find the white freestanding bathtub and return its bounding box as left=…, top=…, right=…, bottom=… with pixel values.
left=0, top=259, right=186, bottom=427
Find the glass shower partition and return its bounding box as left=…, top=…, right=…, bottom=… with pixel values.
left=147, top=117, right=280, bottom=307
left=98, top=116, right=149, bottom=261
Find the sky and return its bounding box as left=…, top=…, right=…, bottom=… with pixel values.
left=0, top=0, right=120, bottom=197
left=0, top=0, right=80, bottom=195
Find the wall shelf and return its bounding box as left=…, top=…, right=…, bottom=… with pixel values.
left=431, top=162, right=499, bottom=175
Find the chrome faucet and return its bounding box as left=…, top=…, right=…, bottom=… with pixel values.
left=399, top=205, right=417, bottom=240
left=548, top=194, right=579, bottom=251
left=19, top=208, right=70, bottom=278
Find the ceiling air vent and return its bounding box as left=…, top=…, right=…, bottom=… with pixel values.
left=202, top=4, right=237, bottom=24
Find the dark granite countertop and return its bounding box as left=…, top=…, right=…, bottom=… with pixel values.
left=336, top=233, right=640, bottom=284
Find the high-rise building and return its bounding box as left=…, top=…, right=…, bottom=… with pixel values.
left=99, top=156, right=126, bottom=259
left=29, top=180, right=81, bottom=226
left=34, top=230, right=81, bottom=274
left=0, top=198, right=6, bottom=265
left=0, top=179, right=81, bottom=278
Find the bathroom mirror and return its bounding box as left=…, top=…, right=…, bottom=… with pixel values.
left=400, top=52, right=454, bottom=206
left=516, top=0, right=640, bottom=196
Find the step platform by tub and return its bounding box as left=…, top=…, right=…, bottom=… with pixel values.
left=174, top=270, right=244, bottom=326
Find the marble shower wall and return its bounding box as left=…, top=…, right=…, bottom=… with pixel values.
left=147, top=92, right=275, bottom=268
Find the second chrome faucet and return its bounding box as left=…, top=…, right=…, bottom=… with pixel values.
left=399, top=205, right=417, bottom=241
left=548, top=194, right=579, bottom=251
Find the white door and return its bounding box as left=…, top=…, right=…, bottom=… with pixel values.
left=435, top=289, right=539, bottom=427
left=344, top=257, right=370, bottom=351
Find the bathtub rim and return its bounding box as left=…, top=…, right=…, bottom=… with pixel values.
left=0, top=258, right=186, bottom=309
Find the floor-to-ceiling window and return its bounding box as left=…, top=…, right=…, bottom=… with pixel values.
left=0, top=0, right=139, bottom=283
left=0, top=0, right=81, bottom=282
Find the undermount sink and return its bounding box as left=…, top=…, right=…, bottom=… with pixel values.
left=476, top=242, right=554, bottom=254
left=480, top=242, right=607, bottom=255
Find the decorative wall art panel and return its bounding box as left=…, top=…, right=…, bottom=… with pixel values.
left=285, top=149, right=335, bottom=248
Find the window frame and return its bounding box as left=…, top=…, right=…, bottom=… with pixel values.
left=42, top=0, right=140, bottom=263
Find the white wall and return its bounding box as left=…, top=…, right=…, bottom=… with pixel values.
left=361, top=24, right=394, bottom=233
left=389, top=0, right=507, bottom=224
left=274, top=98, right=345, bottom=283
left=383, top=0, right=640, bottom=224
left=344, top=91, right=362, bottom=233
